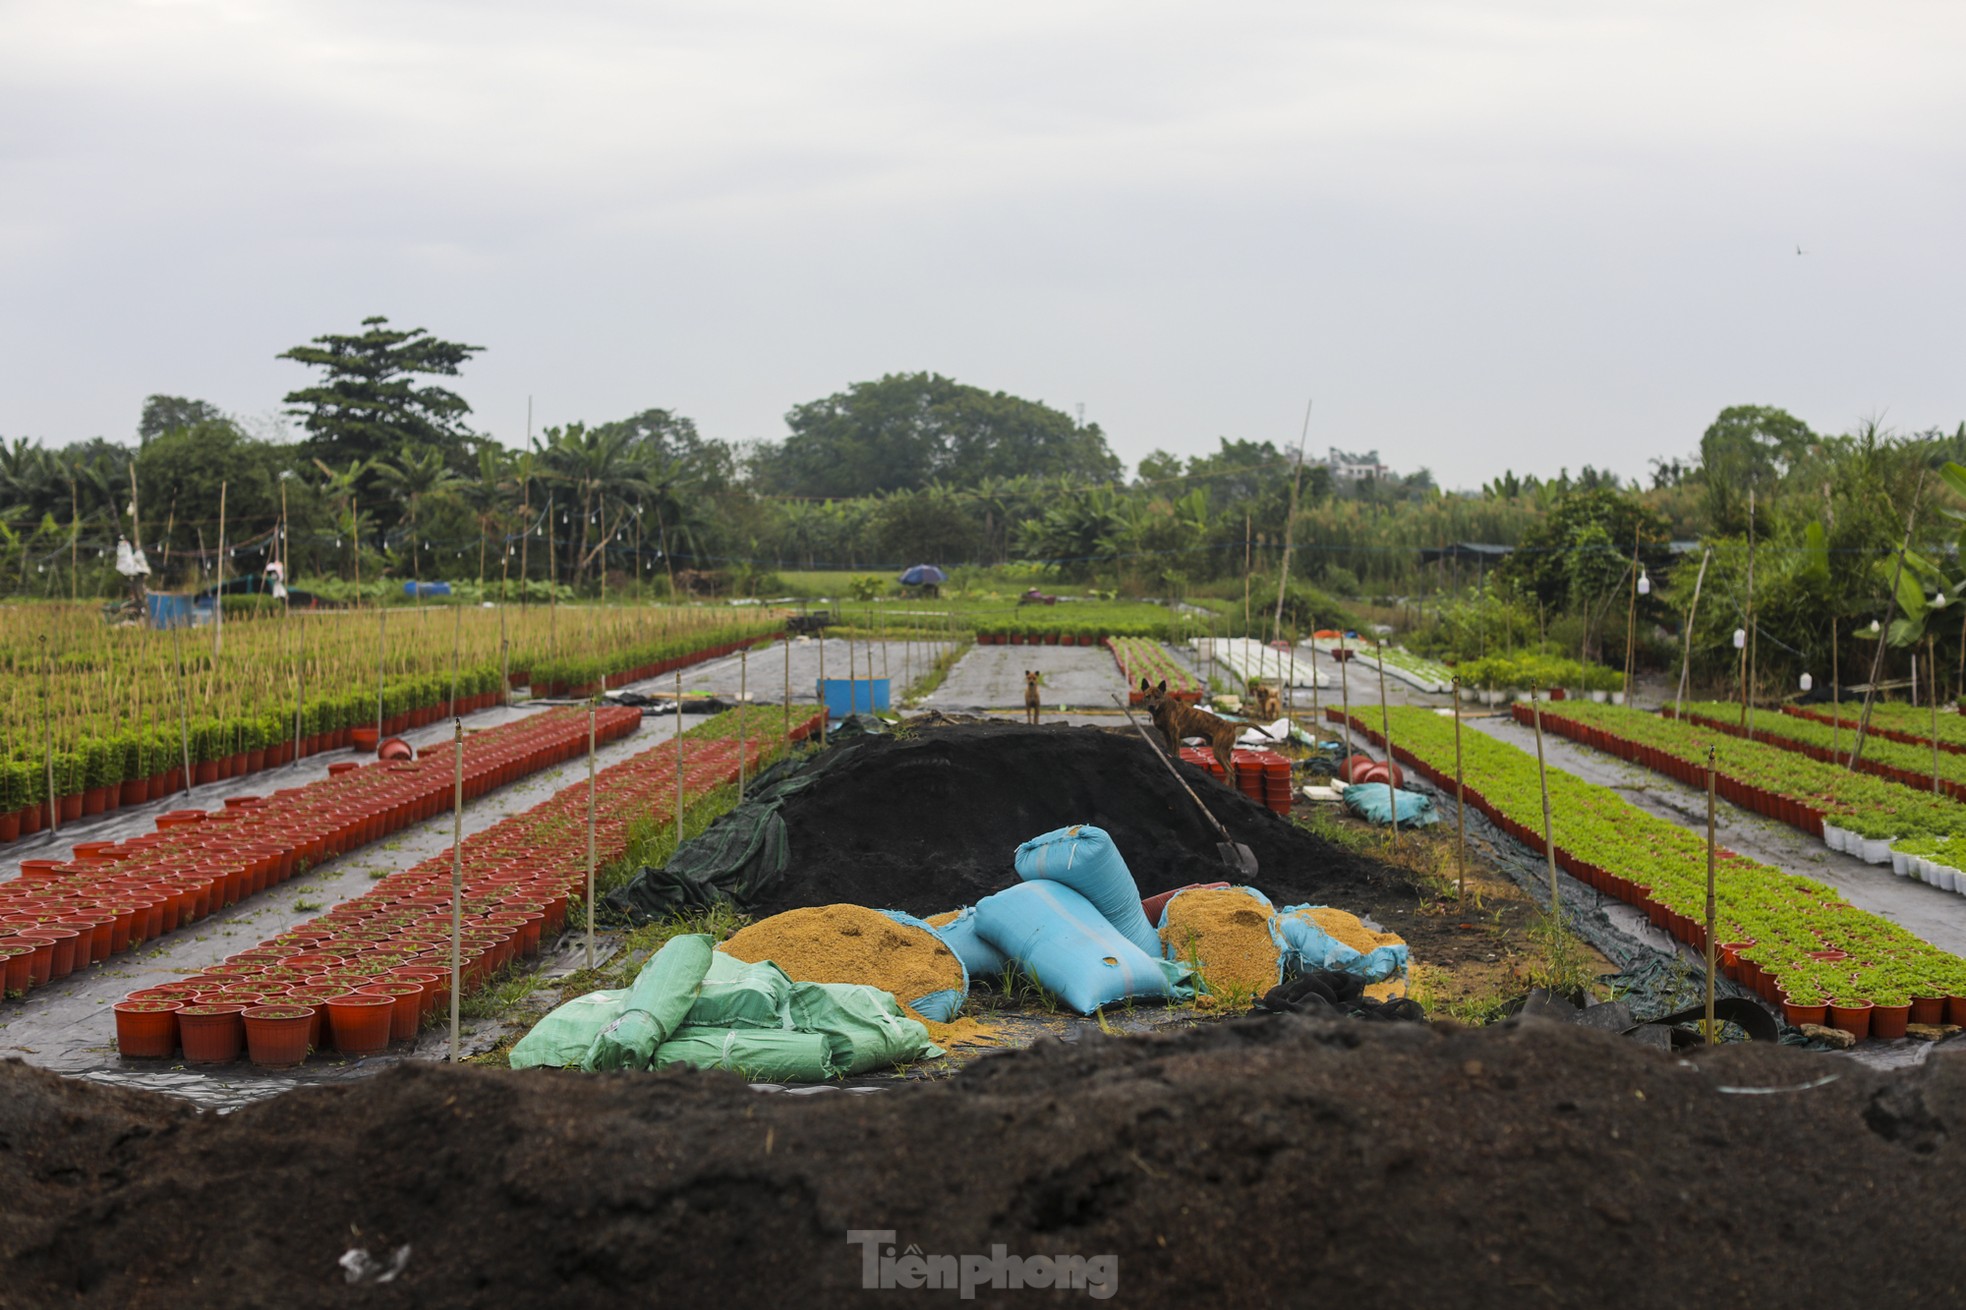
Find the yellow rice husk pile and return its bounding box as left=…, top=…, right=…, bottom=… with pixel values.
left=718, top=904, right=967, bottom=1025
left=1290, top=905, right=1407, bottom=955
left=1158, top=888, right=1282, bottom=997
left=924, top=910, right=959, bottom=928
left=921, top=1015, right=1003, bottom=1048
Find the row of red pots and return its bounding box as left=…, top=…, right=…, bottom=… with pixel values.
left=1524, top=705, right=1831, bottom=840
left=978, top=633, right=1103, bottom=646
left=528, top=632, right=782, bottom=698
left=1665, top=706, right=1966, bottom=811
left=5, top=707, right=640, bottom=1006
left=0, top=697, right=519, bottom=848
left=1782, top=704, right=1966, bottom=757
left=112, top=711, right=826, bottom=1065
left=1337, top=708, right=1966, bottom=1040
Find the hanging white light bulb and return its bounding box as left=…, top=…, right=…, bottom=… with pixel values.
left=1733, top=628, right=1747, bottom=649
left=1636, top=570, right=1650, bottom=596
left=1932, top=591, right=1950, bottom=609
left=1800, top=672, right=1814, bottom=692
left=1869, top=619, right=1882, bottom=634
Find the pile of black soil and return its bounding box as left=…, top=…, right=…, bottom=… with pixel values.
left=623, top=721, right=1411, bottom=920
left=2, top=1022, right=1960, bottom=1307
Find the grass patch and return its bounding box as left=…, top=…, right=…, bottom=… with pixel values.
left=902, top=638, right=973, bottom=705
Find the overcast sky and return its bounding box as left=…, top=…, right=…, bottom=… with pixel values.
left=4, top=1, right=1962, bottom=488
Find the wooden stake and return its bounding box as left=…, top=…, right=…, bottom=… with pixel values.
left=1452, top=675, right=1467, bottom=901
left=1831, top=617, right=1840, bottom=764
left=1704, top=745, right=1718, bottom=1046
left=818, top=631, right=827, bottom=745
left=1530, top=694, right=1560, bottom=914
left=783, top=632, right=791, bottom=742
left=738, top=647, right=748, bottom=803
left=450, top=717, right=465, bottom=1062
left=1623, top=529, right=1641, bottom=703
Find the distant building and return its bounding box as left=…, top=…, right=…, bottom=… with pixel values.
left=1314, top=447, right=1391, bottom=482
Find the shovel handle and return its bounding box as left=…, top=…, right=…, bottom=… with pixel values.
left=1111, top=694, right=1238, bottom=846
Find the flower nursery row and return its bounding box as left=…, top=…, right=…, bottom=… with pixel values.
left=1306, top=636, right=1454, bottom=694
left=1109, top=637, right=1203, bottom=702
left=0, top=706, right=642, bottom=1007
left=110, top=704, right=826, bottom=1066
left=1783, top=701, right=1966, bottom=756
left=1331, top=705, right=1966, bottom=1038
left=1667, top=701, right=1966, bottom=803
left=1519, top=701, right=1966, bottom=851
left=0, top=618, right=782, bottom=845
left=1194, top=638, right=1328, bottom=691
left=1444, top=652, right=1625, bottom=701
left=520, top=626, right=780, bottom=697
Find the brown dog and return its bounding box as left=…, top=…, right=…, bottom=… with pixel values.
left=1142, top=678, right=1273, bottom=786
left=1024, top=670, right=1042, bottom=725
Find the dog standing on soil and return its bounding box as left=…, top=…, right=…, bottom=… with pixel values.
left=1141, top=678, right=1273, bottom=786
left=1024, top=671, right=1042, bottom=725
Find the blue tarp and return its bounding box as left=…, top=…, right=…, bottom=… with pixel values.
left=145, top=592, right=200, bottom=629
left=402, top=581, right=453, bottom=597
left=1341, top=783, right=1439, bottom=828
left=817, top=678, right=889, bottom=715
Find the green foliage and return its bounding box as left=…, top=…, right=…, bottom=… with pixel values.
left=751, top=372, right=1123, bottom=497
left=279, top=315, right=484, bottom=495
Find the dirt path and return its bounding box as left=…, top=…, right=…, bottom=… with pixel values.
left=922, top=642, right=1128, bottom=711
left=665, top=637, right=954, bottom=704
left=1467, top=711, right=1966, bottom=957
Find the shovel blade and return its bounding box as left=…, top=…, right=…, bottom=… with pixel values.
left=1217, top=842, right=1259, bottom=876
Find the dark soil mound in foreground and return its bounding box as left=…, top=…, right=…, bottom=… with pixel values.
left=747, top=721, right=1404, bottom=916
left=2, top=1023, right=1961, bottom=1307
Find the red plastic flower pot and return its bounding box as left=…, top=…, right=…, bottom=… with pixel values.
left=357, top=981, right=425, bottom=1042
left=324, top=992, right=395, bottom=1055
left=349, top=726, right=381, bottom=752
left=1869, top=1002, right=1911, bottom=1040
left=1909, top=995, right=1945, bottom=1025
left=1827, top=1000, right=1873, bottom=1039
left=242, top=1005, right=316, bottom=1067
left=114, top=999, right=184, bottom=1058
left=1780, top=998, right=1828, bottom=1028
left=176, top=1003, right=247, bottom=1064
left=0, top=943, right=34, bottom=996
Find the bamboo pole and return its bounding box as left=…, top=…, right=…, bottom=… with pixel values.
left=1623, top=529, right=1641, bottom=703
left=213, top=481, right=227, bottom=657
left=675, top=670, right=686, bottom=844
left=1674, top=548, right=1711, bottom=719
left=1376, top=644, right=1397, bottom=850
left=1932, top=631, right=1942, bottom=794
left=449, top=601, right=463, bottom=717
left=375, top=605, right=387, bottom=744
left=783, top=633, right=791, bottom=742
left=1452, top=675, right=1466, bottom=901
left=738, top=647, right=748, bottom=803
left=585, top=698, right=597, bottom=971
left=1530, top=695, right=1560, bottom=914
left=450, top=718, right=465, bottom=1062
left=1337, top=632, right=1353, bottom=757
left=40, top=639, right=58, bottom=836
left=818, top=631, right=827, bottom=745
left=1704, top=745, right=1717, bottom=1047
left=1741, top=489, right=1755, bottom=737
left=171, top=620, right=193, bottom=796
left=1831, top=618, right=1840, bottom=764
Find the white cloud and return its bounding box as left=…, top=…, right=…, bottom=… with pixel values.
left=1, top=0, right=1963, bottom=484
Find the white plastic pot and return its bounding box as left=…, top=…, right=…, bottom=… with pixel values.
left=1891, top=849, right=1911, bottom=877
left=1861, top=836, right=1894, bottom=865
left=1822, top=825, right=1847, bottom=853
left=1609, top=692, right=1626, bottom=706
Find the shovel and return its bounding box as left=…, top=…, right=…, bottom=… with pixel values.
left=1111, top=694, right=1259, bottom=876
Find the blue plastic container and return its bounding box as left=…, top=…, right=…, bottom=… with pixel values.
left=817, top=678, right=890, bottom=716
